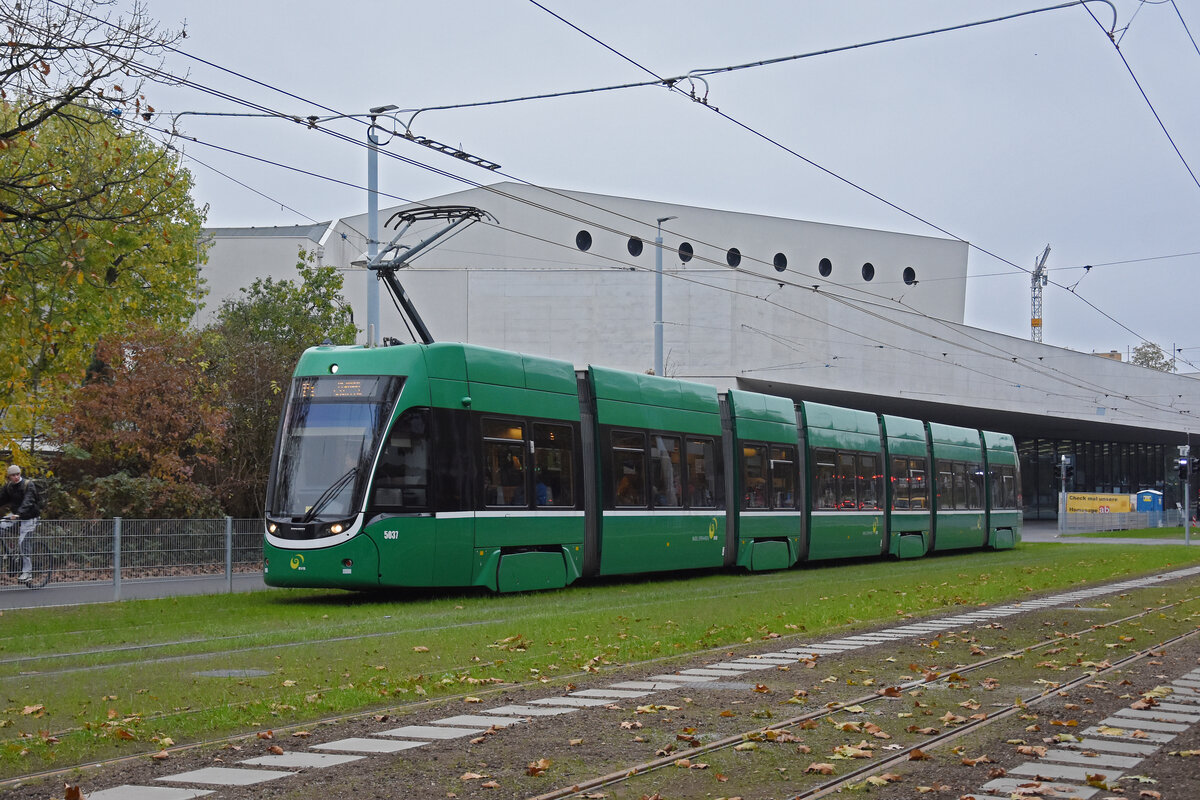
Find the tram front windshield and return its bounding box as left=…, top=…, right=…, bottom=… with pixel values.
left=268, top=375, right=403, bottom=520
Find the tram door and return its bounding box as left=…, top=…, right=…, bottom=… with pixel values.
left=370, top=408, right=437, bottom=586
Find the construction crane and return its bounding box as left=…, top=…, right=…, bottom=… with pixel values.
left=1031, top=244, right=1051, bottom=343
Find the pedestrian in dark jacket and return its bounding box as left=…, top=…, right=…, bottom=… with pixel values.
left=0, top=465, right=37, bottom=582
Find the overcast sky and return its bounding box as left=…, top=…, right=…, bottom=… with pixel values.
left=135, top=0, right=1200, bottom=361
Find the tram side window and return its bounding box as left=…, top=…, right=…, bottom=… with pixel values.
left=858, top=454, right=881, bottom=510
left=483, top=418, right=527, bottom=506
left=771, top=445, right=797, bottom=508
left=687, top=437, right=719, bottom=508
left=613, top=431, right=647, bottom=507
left=742, top=444, right=768, bottom=509
left=891, top=456, right=910, bottom=508
left=968, top=462, right=985, bottom=509
left=991, top=464, right=1017, bottom=509
left=649, top=435, right=682, bottom=507
left=937, top=460, right=954, bottom=509
left=533, top=423, right=574, bottom=507
left=371, top=408, right=431, bottom=510
left=837, top=453, right=857, bottom=509
left=952, top=462, right=969, bottom=510
left=909, top=458, right=928, bottom=509
left=815, top=449, right=838, bottom=509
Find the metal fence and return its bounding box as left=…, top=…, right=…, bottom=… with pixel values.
left=1061, top=508, right=1189, bottom=533
left=0, top=517, right=262, bottom=593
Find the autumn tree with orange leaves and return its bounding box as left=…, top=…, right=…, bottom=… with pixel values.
left=53, top=324, right=228, bottom=518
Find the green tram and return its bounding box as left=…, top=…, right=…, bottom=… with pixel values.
left=263, top=342, right=1021, bottom=592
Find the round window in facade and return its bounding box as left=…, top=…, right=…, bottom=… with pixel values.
left=861, top=262, right=875, bottom=282
left=818, top=257, right=832, bottom=277
left=575, top=230, right=592, bottom=252
left=903, top=266, right=917, bottom=285
left=678, top=242, right=694, bottom=263
left=773, top=252, right=788, bottom=272
left=726, top=247, right=742, bottom=267
left=627, top=237, right=644, bottom=257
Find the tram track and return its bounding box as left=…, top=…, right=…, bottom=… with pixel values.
left=529, top=594, right=1200, bottom=800
left=789, top=626, right=1200, bottom=799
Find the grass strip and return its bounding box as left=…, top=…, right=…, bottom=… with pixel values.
left=1, top=542, right=1199, bottom=777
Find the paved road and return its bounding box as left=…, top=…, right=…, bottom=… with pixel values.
left=0, top=519, right=1189, bottom=611
left=1023, top=518, right=1198, bottom=545
left=0, top=572, right=267, bottom=611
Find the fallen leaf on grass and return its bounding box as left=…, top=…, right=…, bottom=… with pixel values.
left=480, top=780, right=500, bottom=789
left=909, top=749, right=931, bottom=761
left=256, top=730, right=273, bottom=740
left=526, top=758, right=551, bottom=776
left=805, top=762, right=835, bottom=774
left=412, top=646, right=430, bottom=652
left=151, top=751, right=170, bottom=760
left=907, top=725, right=940, bottom=735
left=64, top=785, right=83, bottom=800
left=268, top=745, right=284, bottom=755
left=961, top=754, right=993, bottom=766
left=833, top=745, right=872, bottom=759
left=863, top=722, right=891, bottom=739
left=915, top=782, right=950, bottom=793
left=460, top=772, right=489, bottom=781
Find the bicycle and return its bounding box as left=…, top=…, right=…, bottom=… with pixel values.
left=0, top=518, right=51, bottom=589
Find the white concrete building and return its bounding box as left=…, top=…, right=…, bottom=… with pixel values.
left=201, top=183, right=1200, bottom=516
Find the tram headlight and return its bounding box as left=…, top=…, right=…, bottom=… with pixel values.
left=330, top=523, right=344, bottom=534
left=267, top=522, right=277, bottom=534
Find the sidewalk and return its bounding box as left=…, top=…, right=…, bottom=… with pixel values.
left=1021, top=518, right=1196, bottom=546
left=0, top=571, right=267, bottom=611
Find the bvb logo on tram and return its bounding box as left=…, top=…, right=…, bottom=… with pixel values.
left=289, top=554, right=306, bottom=571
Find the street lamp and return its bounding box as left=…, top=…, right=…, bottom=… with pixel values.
left=654, top=215, right=677, bottom=377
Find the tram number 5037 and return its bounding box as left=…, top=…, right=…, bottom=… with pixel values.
left=383, top=530, right=399, bottom=540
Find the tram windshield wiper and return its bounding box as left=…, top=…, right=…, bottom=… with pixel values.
left=300, top=467, right=358, bottom=524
